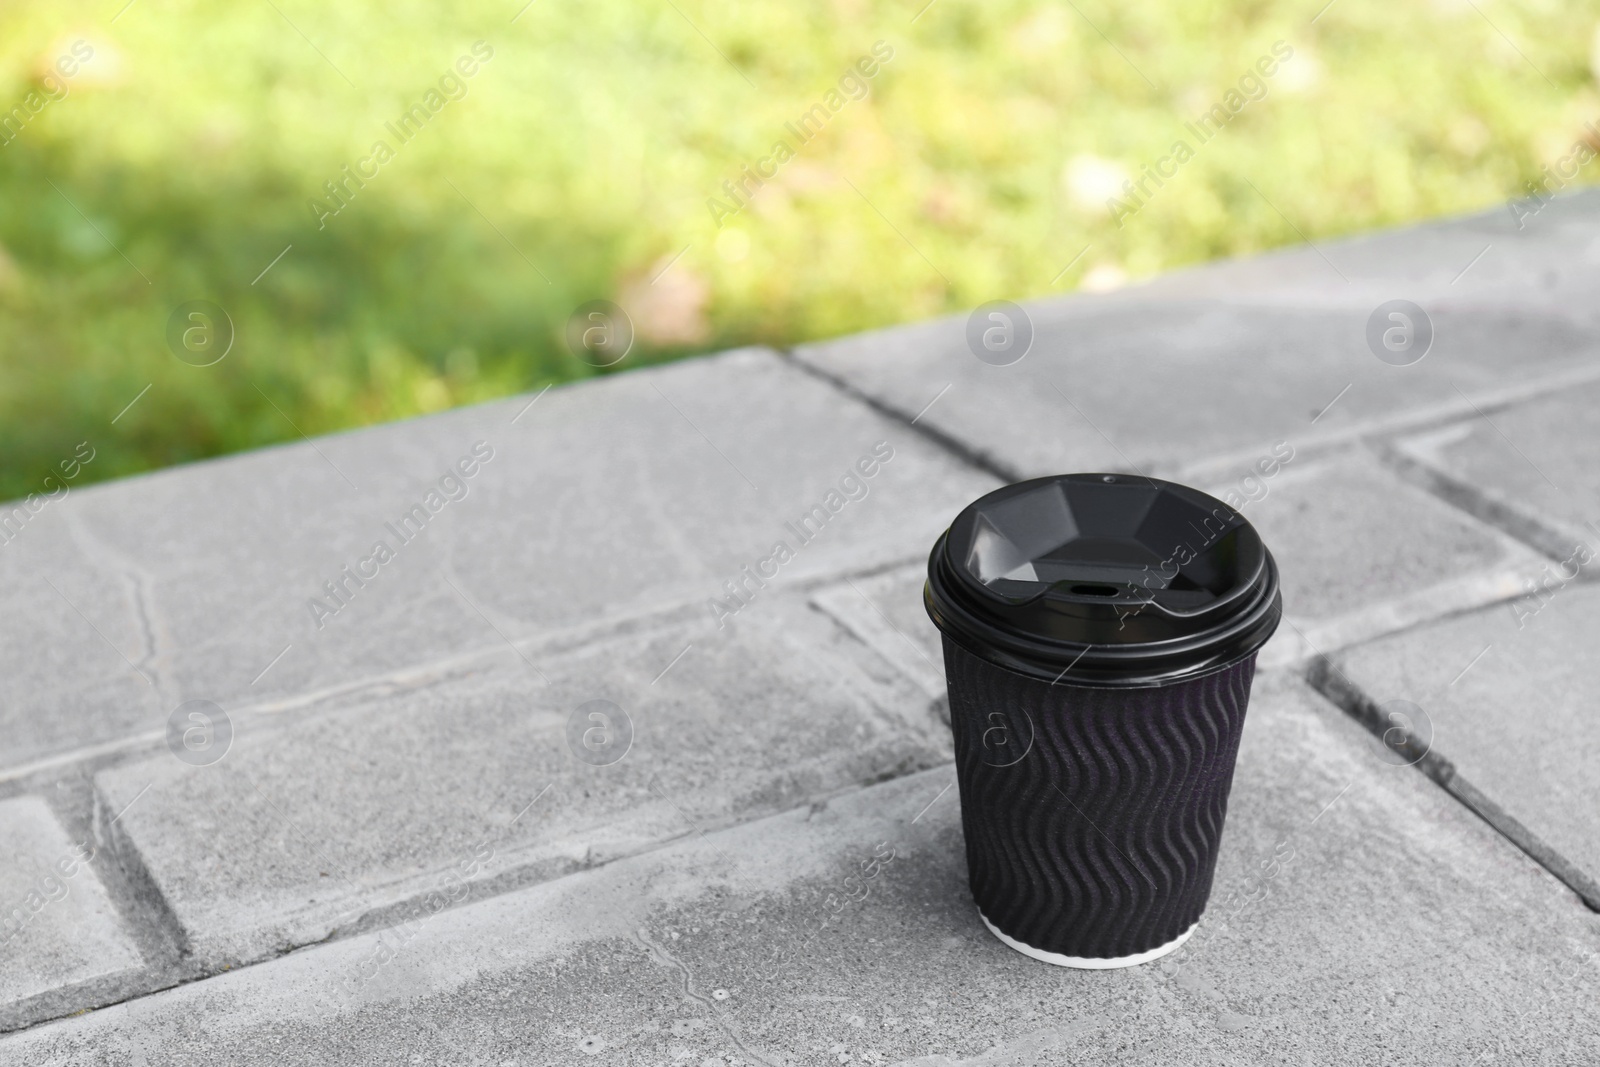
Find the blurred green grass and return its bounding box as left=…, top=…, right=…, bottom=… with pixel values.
left=1, top=0, right=1596, bottom=500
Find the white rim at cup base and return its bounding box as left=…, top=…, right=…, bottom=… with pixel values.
left=979, top=910, right=1197, bottom=969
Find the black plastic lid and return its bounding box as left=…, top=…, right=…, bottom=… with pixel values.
left=925, top=473, right=1281, bottom=688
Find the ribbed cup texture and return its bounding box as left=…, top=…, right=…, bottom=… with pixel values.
left=943, top=637, right=1257, bottom=960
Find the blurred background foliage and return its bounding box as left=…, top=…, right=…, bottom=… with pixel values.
left=1, top=0, right=1597, bottom=499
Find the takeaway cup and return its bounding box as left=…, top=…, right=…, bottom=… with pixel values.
left=924, top=473, right=1281, bottom=968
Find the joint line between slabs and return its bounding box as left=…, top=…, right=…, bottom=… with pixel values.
left=845, top=577, right=936, bottom=670
left=1450, top=382, right=1559, bottom=490
left=647, top=778, right=768, bottom=900
left=440, top=574, right=551, bottom=684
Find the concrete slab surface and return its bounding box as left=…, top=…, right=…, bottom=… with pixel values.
left=794, top=298, right=1596, bottom=485
left=1389, top=379, right=1600, bottom=561
left=3, top=348, right=993, bottom=773
left=92, top=592, right=947, bottom=971
left=1133, top=190, right=1600, bottom=319
left=811, top=565, right=946, bottom=703
left=0, top=796, right=143, bottom=1030
left=4, top=676, right=1595, bottom=1066
left=1225, top=449, right=1549, bottom=665
left=0, top=507, right=167, bottom=772
left=1331, top=582, right=1600, bottom=906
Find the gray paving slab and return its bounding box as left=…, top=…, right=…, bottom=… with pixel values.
left=4, top=348, right=994, bottom=775
left=0, top=506, right=166, bottom=773
left=811, top=565, right=946, bottom=703
left=794, top=294, right=1597, bottom=487
left=8, top=674, right=1596, bottom=1066
left=1225, top=449, right=1549, bottom=666
left=91, top=591, right=949, bottom=971
left=1331, top=580, right=1600, bottom=907
left=0, top=796, right=143, bottom=1030
left=1389, top=379, right=1600, bottom=561
left=1134, top=189, right=1600, bottom=318
left=814, top=450, right=1548, bottom=676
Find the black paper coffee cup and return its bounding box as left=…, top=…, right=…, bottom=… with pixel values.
left=925, top=473, right=1281, bottom=968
